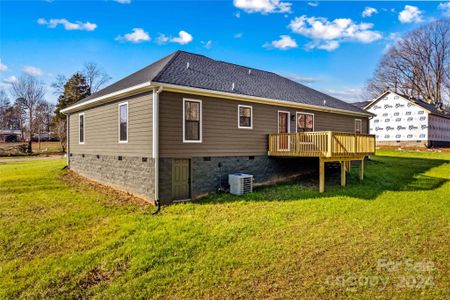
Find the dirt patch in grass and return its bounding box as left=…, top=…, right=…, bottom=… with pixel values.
left=60, top=170, right=151, bottom=208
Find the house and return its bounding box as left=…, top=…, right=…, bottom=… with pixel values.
left=363, top=90, right=450, bottom=148
left=0, top=129, right=22, bottom=143
left=61, top=51, right=375, bottom=205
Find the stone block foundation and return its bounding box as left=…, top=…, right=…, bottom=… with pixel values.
left=69, top=154, right=155, bottom=202
left=159, top=155, right=316, bottom=203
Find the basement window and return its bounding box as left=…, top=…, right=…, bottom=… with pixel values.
left=238, top=105, right=253, bottom=129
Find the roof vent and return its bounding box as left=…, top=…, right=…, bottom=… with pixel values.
left=186, top=62, right=190, bottom=69
left=232, top=82, right=235, bottom=91
left=248, top=69, right=252, bottom=75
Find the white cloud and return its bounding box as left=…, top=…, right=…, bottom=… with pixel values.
left=202, top=40, right=213, bottom=49
left=289, top=15, right=382, bottom=51
left=116, top=28, right=150, bottom=43
left=0, top=60, right=7, bottom=72
left=234, top=12, right=241, bottom=18
left=23, top=66, right=43, bottom=77
left=307, top=2, right=318, bottom=7
left=2, top=76, right=17, bottom=84
left=170, top=31, right=193, bottom=44
left=37, top=18, right=97, bottom=31
left=362, top=7, right=378, bottom=18
left=438, top=2, right=450, bottom=17
left=316, top=40, right=340, bottom=51
left=234, top=33, right=243, bottom=38
left=398, top=5, right=423, bottom=24
left=156, top=31, right=193, bottom=45
left=113, top=0, right=131, bottom=4
left=323, top=87, right=364, bottom=102
left=283, top=73, right=320, bottom=84
left=233, top=0, right=292, bottom=14
left=383, top=32, right=402, bottom=53
left=264, top=35, right=297, bottom=50
left=156, top=34, right=170, bottom=45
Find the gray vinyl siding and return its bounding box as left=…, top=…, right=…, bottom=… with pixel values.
left=159, top=91, right=369, bottom=158
left=69, top=92, right=153, bottom=157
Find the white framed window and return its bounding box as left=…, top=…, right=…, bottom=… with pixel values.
left=296, top=112, right=314, bottom=132
left=118, top=102, right=128, bottom=143
left=355, top=119, right=362, bottom=134
left=238, top=105, right=253, bottom=129
left=78, top=113, right=85, bottom=144
left=183, top=98, right=202, bottom=143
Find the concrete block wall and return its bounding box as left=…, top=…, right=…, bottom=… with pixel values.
left=70, top=154, right=155, bottom=202
left=159, top=155, right=315, bottom=202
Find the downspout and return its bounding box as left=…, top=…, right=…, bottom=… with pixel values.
left=66, top=114, right=70, bottom=167
left=152, top=85, right=163, bottom=214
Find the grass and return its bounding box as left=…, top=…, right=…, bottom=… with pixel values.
left=0, top=149, right=449, bottom=299
left=0, top=141, right=63, bottom=157
left=31, top=141, right=63, bottom=153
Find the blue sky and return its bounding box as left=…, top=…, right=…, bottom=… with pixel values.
left=1, top=1, right=449, bottom=103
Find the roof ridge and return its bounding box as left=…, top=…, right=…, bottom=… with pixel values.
left=152, top=50, right=182, bottom=82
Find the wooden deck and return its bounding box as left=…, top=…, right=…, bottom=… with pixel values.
left=268, top=131, right=376, bottom=192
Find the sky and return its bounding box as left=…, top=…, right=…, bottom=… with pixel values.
left=1, top=0, right=450, bottom=104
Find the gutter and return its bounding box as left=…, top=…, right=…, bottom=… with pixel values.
left=61, top=81, right=371, bottom=118
left=60, top=82, right=152, bottom=114
left=157, top=82, right=372, bottom=118
left=152, top=85, right=163, bottom=212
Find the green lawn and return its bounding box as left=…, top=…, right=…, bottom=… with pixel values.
left=0, top=150, right=449, bottom=299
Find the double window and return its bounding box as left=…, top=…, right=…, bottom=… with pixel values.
left=119, top=102, right=128, bottom=143
left=79, top=113, right=85, bottom=144
left=238, top=105, right=253, bottom=129
left=296, top=112, right=314, bottom=132
left=183, top=99, right=202, bottom=143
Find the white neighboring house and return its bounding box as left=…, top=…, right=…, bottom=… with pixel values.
left=362, top=90, right=450, bottom=147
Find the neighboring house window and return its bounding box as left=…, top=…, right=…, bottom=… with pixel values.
left=238, top=105, right=253, bottom=129
left=119, top=102, right=128, bottom=143
left=183, top=98, right=202, bottom=143
left=296, top=112, right=314, bottom=132
left=355, top=119, right=362, bottom=133
left=79, top=113, right=85, bottom=144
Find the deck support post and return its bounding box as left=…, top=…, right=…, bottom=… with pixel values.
left=319, top=159, right=325, bottom=193
left=340, top=161, right=346, bottom=187
left=359, top=158, right=365, bottom=180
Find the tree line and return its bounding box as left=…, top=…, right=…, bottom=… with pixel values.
left=0, top=63, right=110, bottom=152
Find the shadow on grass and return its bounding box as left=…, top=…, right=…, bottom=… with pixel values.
left=199, top=155, right=449, bottom=204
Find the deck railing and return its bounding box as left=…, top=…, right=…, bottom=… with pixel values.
left=268, top=131, right=376, bottom=158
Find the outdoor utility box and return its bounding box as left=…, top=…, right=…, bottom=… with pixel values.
left=228, top=173, right=253, bottom=195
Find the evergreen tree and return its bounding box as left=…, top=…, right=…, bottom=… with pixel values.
left=55, top=73, right=90, bottom=119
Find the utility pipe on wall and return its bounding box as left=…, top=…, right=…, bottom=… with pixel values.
left=152, top=85, right=163, bottom=213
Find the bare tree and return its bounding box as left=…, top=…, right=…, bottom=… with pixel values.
left=51, top=74, right=68, bottom=96
left=0, top=89, right=10, bottom=129
left=10, top=74, right=46, bottom=152
left=34, top=100, right=55, bottom=151
left=82, top=62, right=111, bottom=93
left=52, top=117, right=67, bottom=152
left=366, top=19, right=450, bottom=106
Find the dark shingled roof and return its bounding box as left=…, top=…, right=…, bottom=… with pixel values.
left=352, top=101, right=372, bottom=109
left=76, top=50, right=367, bottom=114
